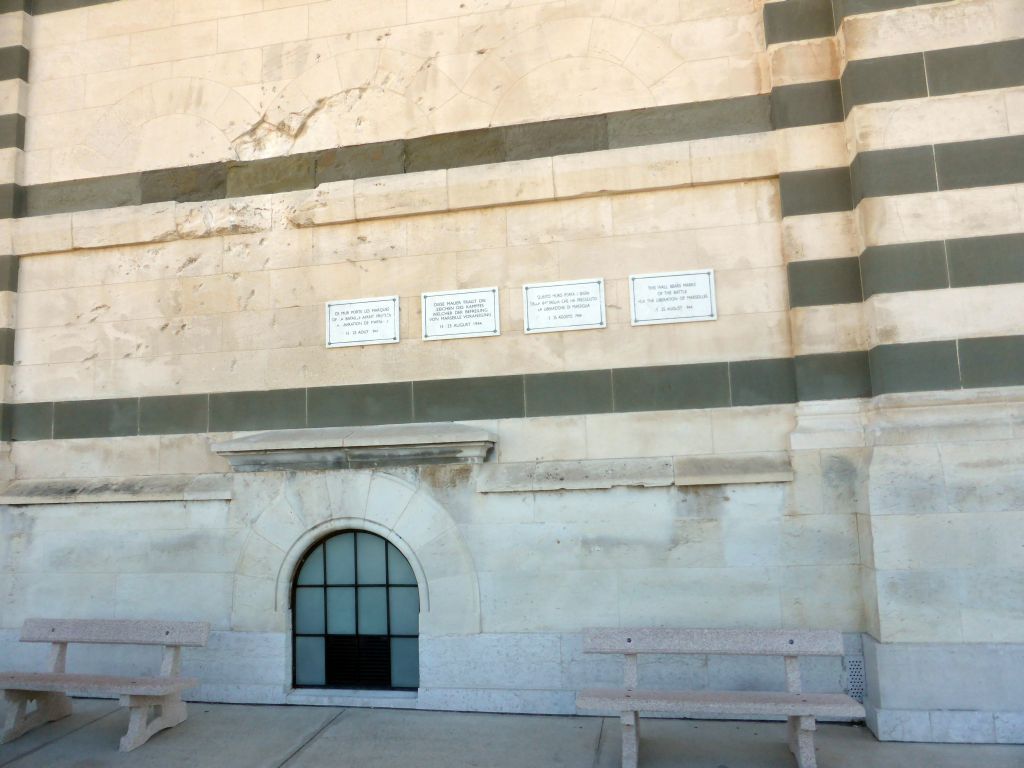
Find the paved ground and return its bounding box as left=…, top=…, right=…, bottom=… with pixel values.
left=1, top=699, right=1022, bottom=768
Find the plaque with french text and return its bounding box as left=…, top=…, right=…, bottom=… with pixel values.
left=629, top=270, right=716, bottom=326
left=422, top=287, right=500, bottom=341
left=326, top=296, right=400, bottom=347
left=522, top=278, right=606, bottom=334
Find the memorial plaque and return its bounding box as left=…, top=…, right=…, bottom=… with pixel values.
left=523, top=278, right=606, bottom=334
left=422, top=287, right=500, bottom=341
left=326, top=296, right=400, bottom=348
left=629, top=270, right=717, bottom=326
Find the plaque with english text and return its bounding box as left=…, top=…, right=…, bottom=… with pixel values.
left=629, top=270, right=716, bottom=326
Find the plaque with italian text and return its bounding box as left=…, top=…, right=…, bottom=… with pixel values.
left=629, top=270, right=716, bottom=326
left=422, top=287, right=500, bottom=341
left=326, top=296, right=400, bottom=347
left=522, top=278, right=606, bottom=334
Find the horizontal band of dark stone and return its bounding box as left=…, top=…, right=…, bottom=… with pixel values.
left=4, top=358, right=799, bottom=441
left=780, top=133, right=1024, bottom=217
left=0, top=113, right=24, bottom=150
left=0, top=253, right=17, bottom=292
left=788, top=233, right=1024, bottom=307
left=0, top=326, right=11, bottom=365
left=842, top=39, right=1024, bottom=115
left=765, top=0, right=960, bottom=45
left=7, top=337, right=1024, bottom=441
left=6, top=0, right=111, bottom=14
left=0, top=46, right=27, bottom=83
left=17, top=93, right=794, bottom=217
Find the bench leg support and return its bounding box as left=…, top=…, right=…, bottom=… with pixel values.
left=1, top=690, right=73, bottom=744
left=620, top=711, right=640, bottom=768
left=118, top=694, right=187, bottom=752
left=787, top=715, right=817, bottom=768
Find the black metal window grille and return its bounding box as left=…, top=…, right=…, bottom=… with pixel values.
left=291, top=531, right=419, bottom=690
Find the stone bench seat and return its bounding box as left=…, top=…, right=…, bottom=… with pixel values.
left=575, top=628, right=865, bottom=768
left=0, top=673, right=199, bottom=698
left=1, top=618, right=210, bottom=752
left=578, top=689, right=866, bottom=720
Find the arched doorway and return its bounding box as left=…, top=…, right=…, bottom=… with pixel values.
left=292, top=530, right=419, bottom=690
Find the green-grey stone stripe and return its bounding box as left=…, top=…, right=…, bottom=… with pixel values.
left=781, top=134, right=1024, bottom=220
left=0, top=325, right=12, bottom=365
left=770, top=81, right=844, bottom=129
left=0, top=253, right=17, bottom=292
left=788, top=257, right=863, bottom=307
left=793, top=233, right=1024, bottom=305
left=10, top=337, right=1024, bottom=441
left=4, top=356, right=802, bottom=441
left=0, top=46, right=27, bottom=83
left=0, top=113, right=25, bottom=150
left=28, top=0, right=112, bottom=13
left=843, top=39, right=1024, bottom=114
left=764, top=0, right=835, bottom=46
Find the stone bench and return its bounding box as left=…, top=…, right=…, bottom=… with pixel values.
left=576, top=628, right=865, bottom=768
left=0, top=618, right=210, bottom=752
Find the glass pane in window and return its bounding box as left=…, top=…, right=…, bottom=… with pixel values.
left=325, top=533, right=355, bottom=584
left=390, top=638, right=419, bottom=688
left=357, top=586, right=387, bottom=634
left=296, top=545, right=324, bottom=586
left=387, top=543, right=417, bottom=585
left=294, top=587, right=325, bottom=634
left=326, top=588, right=356, bottom=635
left=388, top=587, right=419, bottom=635
left=356, top=533, right=386, bottom=584
left=295, top=636, right=325, bottom=686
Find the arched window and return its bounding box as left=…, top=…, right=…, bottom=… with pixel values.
left=292, top=531, right=419, bottom=690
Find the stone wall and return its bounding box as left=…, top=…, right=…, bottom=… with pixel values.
left=0, top=0, right=1021, bottom=744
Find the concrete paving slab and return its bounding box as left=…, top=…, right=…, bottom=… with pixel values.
left=0, top=698, right=120, bottom=768
left=0, top=701, right=341, bottom=768
left=593, top=718, right=1024, bottom=768
left=286, top=708, right=604, bottom=768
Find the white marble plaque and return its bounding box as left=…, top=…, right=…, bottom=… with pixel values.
left=326, top=296, right=400, bottom=348
left=523, top=278, right=606, bottom=334
left=629, top=270, right=717, bottom=326
left=422, top=287, right=500, bottom=341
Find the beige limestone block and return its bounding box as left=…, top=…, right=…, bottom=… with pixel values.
left=611, top=181, right=777, bottom=236
left=95, top=349, right=269, bottom=398
left=225, top=228, right=313, bottom=273
left=158, top=435, right=229, bottom=475
left=782, top=514, right=860, bottom=566
left=842, top=0, right=1024, bottom=62
left=221, top=306, right=320, bottom=352
left=12, top=213, right=72, bottom=256
left=780, top=565, right=864, bottom=631
left=769, top=37, right=839, bottom=86
left=618, top=567, right=783, bottom=628
left=267, top=261, right=366, bottom=308
left=776, top=123, right=850, bottom=173
left=9, top=361, right=96, bottom=401
left=29, top=5, right=89, bottom=47
left=456, top=244, right=560, bottom=288
left=308, top=0, right=406, bottom=36
left=690, top=131, right=777, bottom=184
left=72, top=203, right=178, bottom=250
left=711, top=405, right=795, bottom=454
left=1008, top=89, right=1024, bottom=134
left=667, top=12, right=763, bottom=61
left=176, top=197, right=272, bottom=240
left=25, top=107, right=106, bottom=152
left=650, top=54, right=768, bottom=106
left=0, top=78, right=29, bottom=116
left=407, top=208, right=507, bottom=257
left=495, top=416, right=588, bottom=463
left=871, top=512, right=985, bottom=571
left=130, top=21, right=218, bottom=67
left=875, top=569, right=963, bottom=643
left=217, top=6, right=309, bottom=52
left=31, top=35, right=131, bottom=81
left=181, top=271, right=272, bottom=316
left=850, top=88, right=1014, bottom=152
left=479, top=568, right=619, bottom=632
left=21, top=149, right=52, bottom=187
left=174, top=0, right=255, bottom=25
left=12, top=436, right=161, bottom=480
left=714, top=266, right=789, bottom=315
left=783, top=211, right=862, bottom=262
left=506, top=196, right=613, bottom=246
left=172, top=49, right=263, bottom=87
left=311, top=218, right=405, bottom=265
left=105, top=314, right=225, bottom=361
left=585, top=410, right=714, bottom=459
left=83, top=62, right=171, bottom=108
left=553, top=143, right=692, bottom=199
left=448, top=158, right=554, bottom=209
left=0, top=291, right=15, bottom=329
left=0, top=11, right=27, bottom=48
left=279, top=181, right=355, bottom=228
left=86, top=0, right=174, bottom=38
left=355, top=170, right=448, bottom=220
left=960, top=567, right=1024, bottom=642
left=859, top=184, right=1024, bottom=246
left=790, top=304, right=868, bottom=355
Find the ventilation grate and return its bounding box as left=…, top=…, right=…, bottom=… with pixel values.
left=844, top=655, right=865, bottom=703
